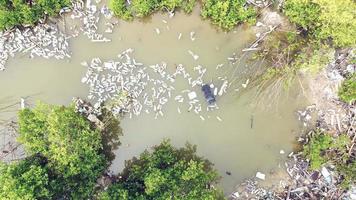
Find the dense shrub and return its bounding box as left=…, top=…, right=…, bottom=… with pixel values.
left=201, top=0, right=256, bottom=30
left=338, top=73, right=356, bottom=104
left=303, top=131, right=355, bottom=188
left=283, top=0, right=320, bottom=31
left=110, top=0, right=196, bottom=20
left=98, top=140, right=224, bottom=200
left=303, top=132, right=333, bottom=170
left=0, top=0, right=70, bottom=30
left=337, top=161, right=356, bottom=189
left=283, top=0, right=356, bottom=47
left=303, top=132, right=351, bottom=170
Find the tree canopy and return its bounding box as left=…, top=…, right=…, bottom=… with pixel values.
left=18, top=103, right=106, bottom=179
left=0, top=155, right=51, bottom=200
left=98, top=140, right=224, bottom=200
left=1, top=103, right=108, bottom=199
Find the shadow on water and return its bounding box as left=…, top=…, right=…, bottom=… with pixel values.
left=98, top=108, right=123, bottom=164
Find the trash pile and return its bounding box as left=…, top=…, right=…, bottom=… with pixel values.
left=231, top=151, right=353, bottom=199
left=73, top=97, right=104, bottom=129
left=277, top=151, right=345, bottom=199
left=81, top=49, right=227, bottom=120
left=0, top=24, right=70, bottom=70
left=231, top=179, right=275, bottom=199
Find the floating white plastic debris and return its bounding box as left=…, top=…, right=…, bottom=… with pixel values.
left=188, top=50, right=199, bottom=60
left=155, top=28, right=160, bottom=34
left=101, top=5, right=113, bottom=19
left=86, top=0, right=92, bottom=8
left=218, top=80, right=228, bottom=96
left=190, top=31, right=196, bottom=41
left=305, top=114, right=312, bottom=121
left=242, top=79, right=249, bottom=88
left=214, top=88, right=218, bottom=96
left=81, top=49, right=221, bottom=119
left=92, top=38, right=111, bottom=42
left=188, top=91, right=197, bottom=100
left=216, top=63, right=224, bottom=69
left=178, top=33, right=182, bottom=40
left=104, top=62, right=114, bottom=69
left=216, top=116, right=222, bottom=122
left=199, top=115, right=205, bottom=121
left=256, top=21, right=264, bottom=27
left=81, top=61, right=88, bottom=66
left=81, top=77, right=88, bottom=83
left=168, top=11, right=174, bottom=18
left=105, top=28, right=113, bottom=33
left=162, top=19, right=167, bottom=24
left=280, top=150, right=285, bottom=154
left=59, top=7, right=71, bottom=15
left=256, top=172, right=266, bottom=180
left=232, top=192, right=239, bottom=198
left=0, top=23, right=72, bottom=70
left=20, top=98, right=25, bottom=109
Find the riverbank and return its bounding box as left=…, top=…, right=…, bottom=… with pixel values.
left=230, top=48, right=355, bottom=199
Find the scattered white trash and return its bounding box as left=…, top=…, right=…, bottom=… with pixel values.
left=232, top=192, right=239, bottom=198
left=188, top=91, right=197, bottom=100
left=256, top=172, right=266, bottom=180
left=321, top=167, right=332, bottom=184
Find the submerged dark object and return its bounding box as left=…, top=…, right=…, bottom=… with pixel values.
left=201, top=84, right=216, bottom=104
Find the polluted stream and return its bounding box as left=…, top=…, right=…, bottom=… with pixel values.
left=0, top=8, right=306, bottom=193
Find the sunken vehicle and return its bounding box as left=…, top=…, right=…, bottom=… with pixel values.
left=201, top=84, right=216, bottom=104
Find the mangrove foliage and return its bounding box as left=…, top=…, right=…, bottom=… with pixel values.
left=338, top=73, right=356, bottom=104
left=109, top=0, right=256, bottom=30
left=0, top=0, right=70, bottom=30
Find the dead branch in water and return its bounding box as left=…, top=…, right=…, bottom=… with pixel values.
left=242, top=25, right=279, bottom=52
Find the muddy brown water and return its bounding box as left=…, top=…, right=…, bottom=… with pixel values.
left=0, top=8, right=306, bottom=193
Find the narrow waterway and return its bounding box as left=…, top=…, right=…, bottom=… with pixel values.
left=0, top=8, right=306, bottom=193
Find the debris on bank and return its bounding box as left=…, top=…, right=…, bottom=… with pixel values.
left=231, top=145, right=355, bottom=199
left=230, top=49, right=356, bottom=200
